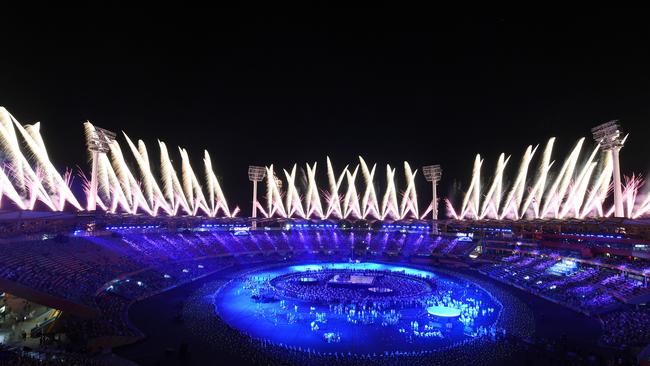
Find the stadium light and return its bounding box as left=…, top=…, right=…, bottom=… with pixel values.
left=592, top=120, right=626, bottom=218
left=422, top=165, right=442, bottom=221
left=85, top=123, right=116, bottom=211
left=248, top=166, right=266, bottom=227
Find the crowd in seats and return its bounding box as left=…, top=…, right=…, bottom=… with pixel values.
left=62, top=257, right=236, bottom=344
left=7, top=226, right=650, bottom=363
left=591, top=254, right=650, bottom=274
left=370, top=234, right=476, bottom=258
left=0, top=238, right=142, bottom=307
left=600, top=307, right=650, bottom=348
left=0, top=344, right=105, bottom=366
left=477, top=253, right=643, bottom=315
left=0, top=229, right=478, bottom=357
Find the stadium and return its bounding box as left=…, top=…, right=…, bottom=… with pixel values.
left=4, top=11, right=650, bottom=366
left=0, top=105, right=648, bottom=366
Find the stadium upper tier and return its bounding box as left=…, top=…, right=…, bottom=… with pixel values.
left=0, top=106, right=648, bottom=221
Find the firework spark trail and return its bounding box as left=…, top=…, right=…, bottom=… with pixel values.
left=83, top=120, right=233, bottom=217
left=305, top=162, right=324, bottom=218
left=499, top=145, right=537, bottom=220
left=325, top=157, right=347, bottom=219
left=180, top=147, right=211, bottom=216
left=459, top=155, right=482, bottom=219
left=634, top=198, right=650, bottom=218
left=0, top=112, right=56, bottom=210
left=11, top=105, right=650, bottom=221
left=445, top=198, right=459, bottom=219
left=419, top=202, right=435, bottom=220
left=22, top=123, right=54, bottom=191
left=551, top=138, right=584, bottom=218
left=537, top=138, right=583, bottom=219
left=108, top=142, right=136, bottom=211
left=179, top=148, right=196, bottom=214
left=2, top=108, right=431, bottom=219
left=0, top=166, right=26, bottom=209
left=562, top=162, right=596, bottom=218
left=480, top=153, right=510, bottom=219
left=580, top=156, right=612, bottom=218
left=381, top=164, right=400, bottom=220
left=596, top=154, right=614, bottom=217
left=359, top=157, right=380, bottom=219
left=514, top=145, right=539, bottom=218
left=343, top=165, right=361, bottom=218
left=204, top=151, right=215, bottom=214
left=527, top=138, right=555, bottom=218
left=159, top=141, right=191, bottom=215
left=266, top=166, right=275, bottom=217
left=558, top=144, right=599, bottom=218
left=622, top=174, right=643, bottom=218
left=400, top=162, right=419, bottom=219
left=0, top=108, right=26, bottom=193
left=633, top=178, right=650, bottom=218
left=113, top=141, right=156, bottom=214
left=124, top=133, right=171, bottom=215
left=0, top=107, right=86, bottom=211
left=15, top=121, right=82, bottom=210
left=204, top=151, right=231, bottom=217
left=283, top=164, right=306, bottom=218
left=450, top=134, right=650, bottom=220
left=103, top=153, right=131, bottom=213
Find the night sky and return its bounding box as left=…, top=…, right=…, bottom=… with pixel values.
left=1, top=10, right=649, bottom=214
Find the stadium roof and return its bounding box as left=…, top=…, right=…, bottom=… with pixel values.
left=0, top=210, right=77, bottom=221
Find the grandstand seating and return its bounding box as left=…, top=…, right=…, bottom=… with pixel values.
left=0, top=231, right=471, bottom=311
left=477, top=252, right=649, bottom=315
left=2, top=225, right=650, bottom=356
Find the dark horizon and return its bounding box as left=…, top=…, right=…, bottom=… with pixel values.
left=2, top=10, right=650, bottom=215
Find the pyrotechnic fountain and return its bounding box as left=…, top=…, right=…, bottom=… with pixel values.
left=251, top=157, right=426, bottom=220
left=3, top=106, right=650, bottom=222
left=0, top=107, right=82, bottom=211
left=448, top=121, right=649, bottom=220
left=83, top=122, right=236, bottom=217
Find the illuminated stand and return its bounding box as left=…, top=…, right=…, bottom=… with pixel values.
left=423, top=165, right=442, bottom=227
left=85, top=124, right=116, bottom=211
left=592, top=121, right=627, bottom=218
left=248, top=166, right=266, bottom=229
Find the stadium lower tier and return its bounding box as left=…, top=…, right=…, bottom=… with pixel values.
left=0, top=229, right=648, bottom=365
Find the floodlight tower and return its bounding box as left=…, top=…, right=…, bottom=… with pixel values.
left=422, top=165, right=442, bottom=220
left=592, top=120, right=626, bottom=218
left=85, top=124, right=116, bottom=211
left=248, top=166, right=266, bottom=228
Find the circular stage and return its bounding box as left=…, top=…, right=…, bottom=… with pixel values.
left=427, top=305, right=462, bottom=317
left=212, top=262, right=504, bottom=355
